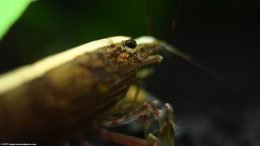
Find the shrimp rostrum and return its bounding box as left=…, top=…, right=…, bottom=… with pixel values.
left=0, top=36, right=175, bottom=146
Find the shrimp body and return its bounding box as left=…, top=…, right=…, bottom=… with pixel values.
left=0, top=36, right=164, bottom=144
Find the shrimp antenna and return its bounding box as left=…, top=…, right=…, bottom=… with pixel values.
left=160, top=41, right=234, bottom=90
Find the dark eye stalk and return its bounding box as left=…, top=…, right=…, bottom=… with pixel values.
left=124, top=39, right=137, bottom=49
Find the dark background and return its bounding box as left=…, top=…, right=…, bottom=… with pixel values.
left=0, top=0, right=259, bottom=145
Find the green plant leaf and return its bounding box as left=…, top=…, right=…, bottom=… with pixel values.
left=0, top=0, right=33, bottom=40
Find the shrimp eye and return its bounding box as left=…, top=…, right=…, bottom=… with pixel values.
left=124, top=39, right=137, bottom=49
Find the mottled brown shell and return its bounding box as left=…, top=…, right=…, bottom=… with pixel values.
left=0, top=36, right=165, bottom=145
left=0, top=44, right=142, bottom=143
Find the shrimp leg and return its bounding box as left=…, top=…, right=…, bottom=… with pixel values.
left=99, top=101, right=175, bottom=146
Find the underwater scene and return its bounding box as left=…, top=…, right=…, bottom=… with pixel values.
left=0, top=0, right=258, bottom=146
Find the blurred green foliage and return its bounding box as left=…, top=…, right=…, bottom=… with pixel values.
left=0, top=0, right=32, bottom=39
